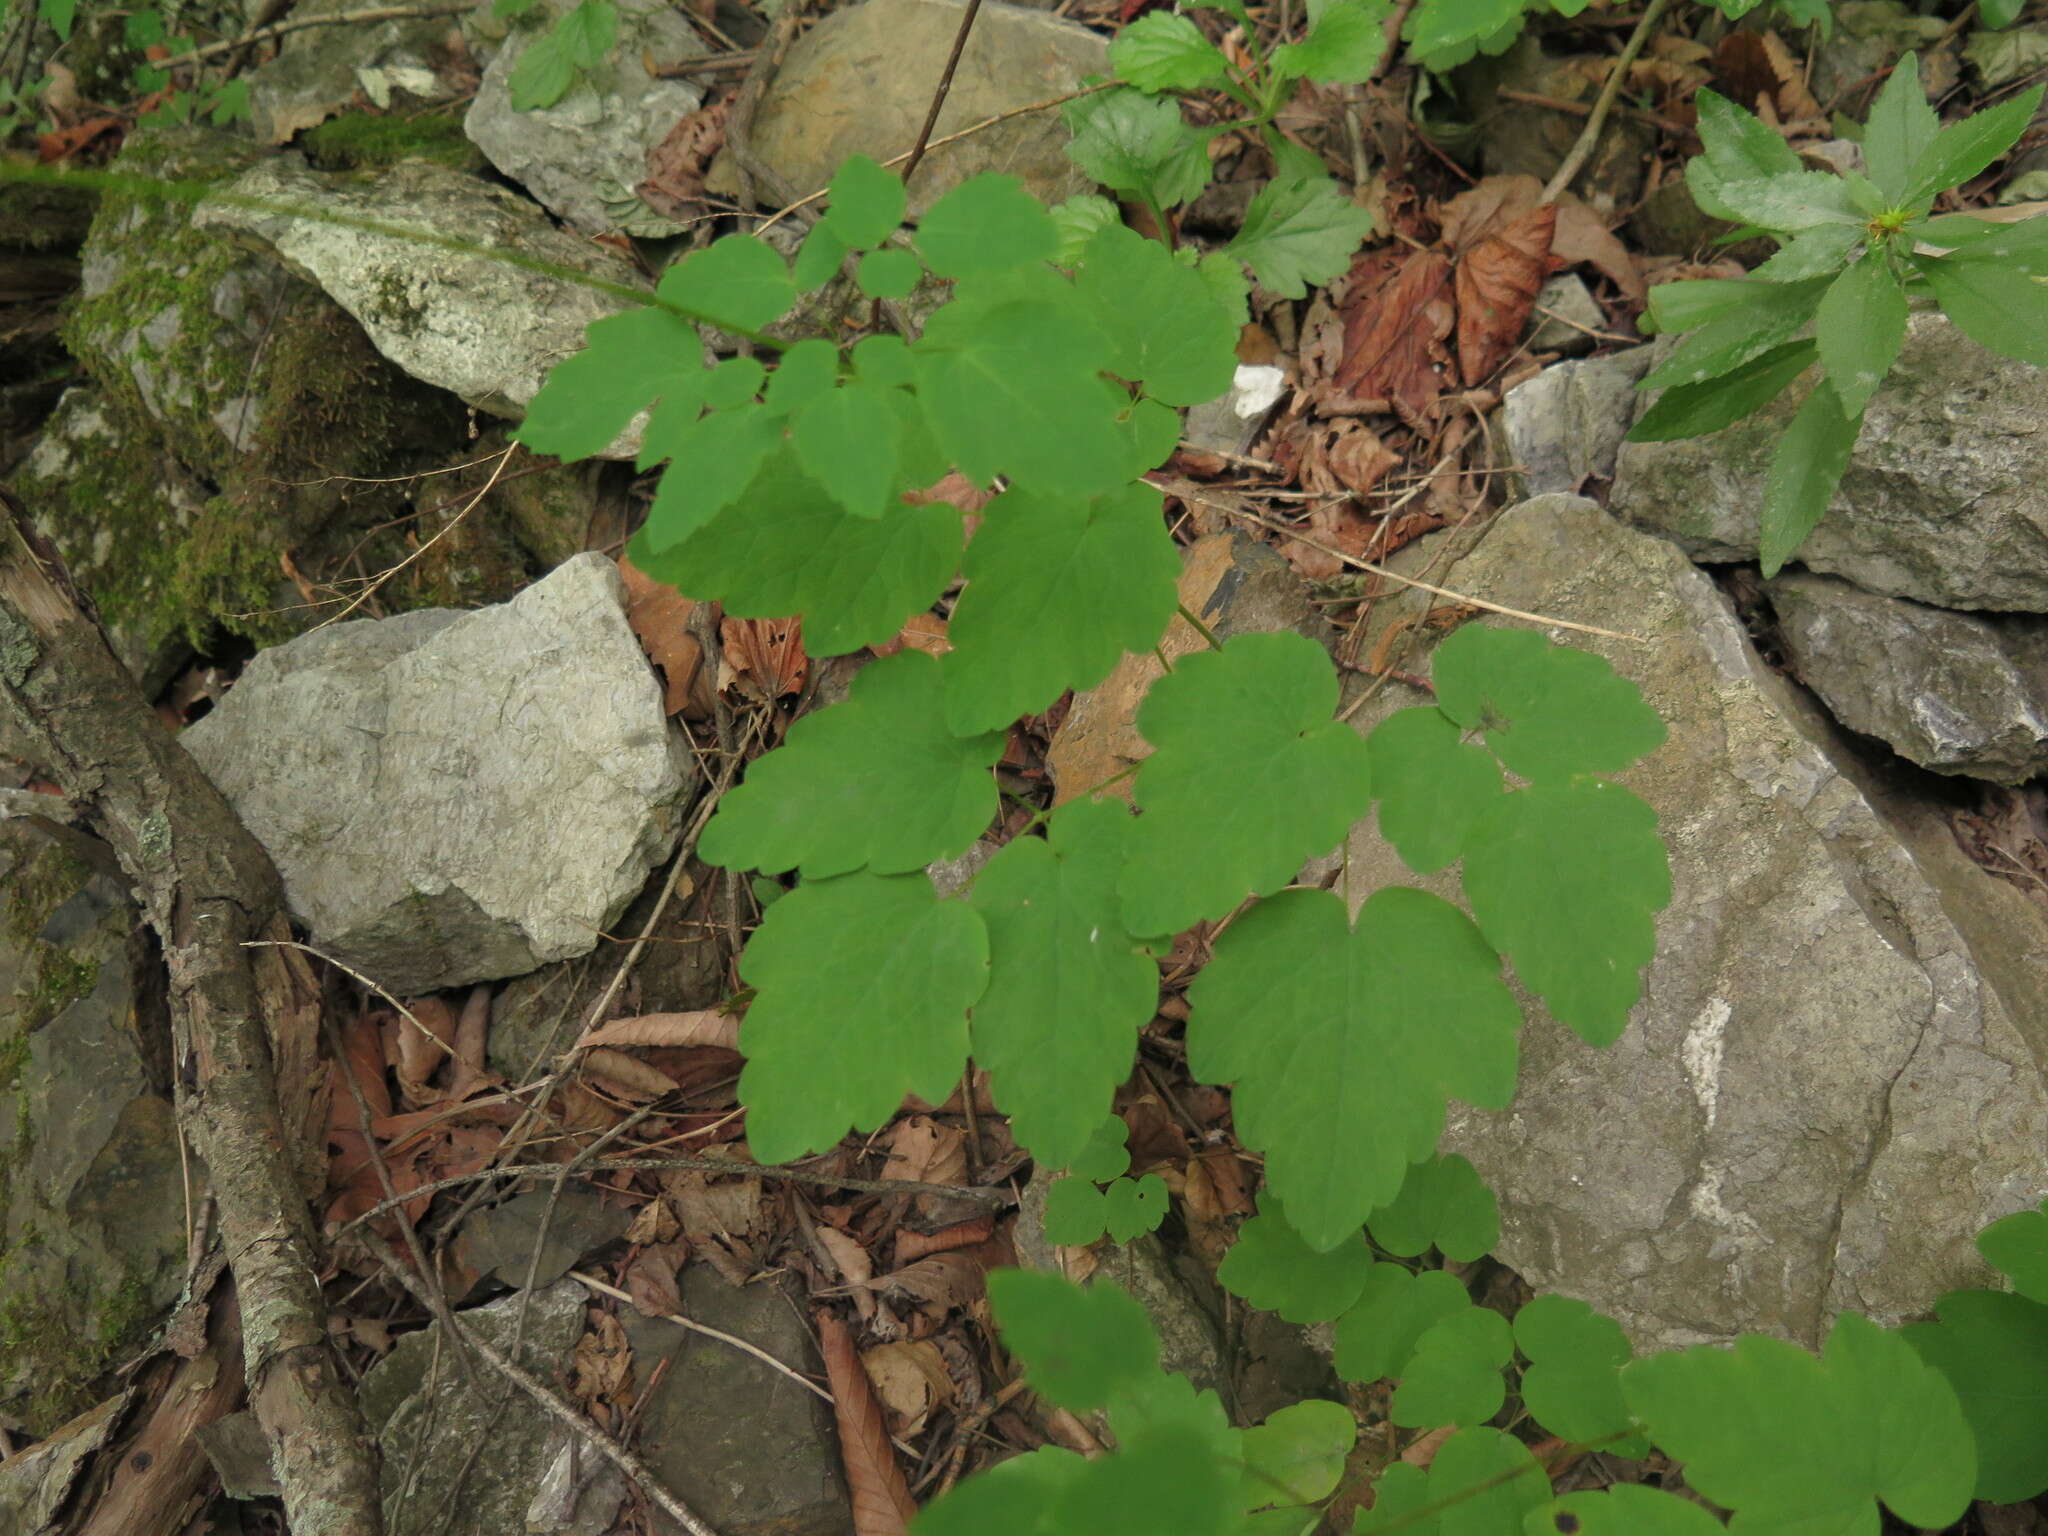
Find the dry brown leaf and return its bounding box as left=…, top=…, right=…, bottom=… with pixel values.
left=394, top=995, right=459, bottom=1108
left=861, top=1339, right=955, bottom=1437
left=580, top=1046, right=679, bottom=1102
left=623, top=1240, right=687, bottom=1319
left=1318, top=248, right=1456, bottom=418
left=625, top=1196, right=681, bottom=1247
left=871, top=611, right=952, bottom=659
left=819, top=1311, right=918, bottom=1535
left=720, top=615, right=808, bottom=703
left=618, top=555, right=707, bottom=718
left=893, top=1217, right=995, bottom=1267
left=876, top=1236, right=1013, bottom=1312
left=665, top=1171, right=765, bottom=1238
left=1442, top=175, right=1644, bottom=306
left=571, top=1309, right=635, bottom=1415
left=1715, top=31, right=1820, bottom=125
left=579, top=1009, right=741, bottom=1052
left=1456, top=202, right=1556, bottom=386
left=452, top=984, right=490, bottom=1089
left=815, top=1224, right=876, bottom=1320
left=881, top=1117, right=966, bottom=1189
left=637, top=94, right=732, bottom=220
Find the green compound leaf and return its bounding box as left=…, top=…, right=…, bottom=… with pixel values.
left=1393, top=1306, right=1513, bottom=1428
left=636, top=404, right=782, bottom=551
left=700, top=651, right=1001, bottom=879
left=1690, top=88, right=1804, bottom=201
left=1064, top=88, right=1215, bottom=210
left=1188, top=887, right=1520, bottom=1251
left=987, top=1270, right=1160, bottom=1413
left=1217, top=1198, right=1377, bottom=1324
left=792, top=221, right=851, bottom=291
left=916, top=174, right=1059, bottom=278
left=1525, top=1485, right=1726, bottom=1536
left=968, top=799, right=1156, bottom=1169
left=824, top=154, right=906, bottom=249
left=1103, top=1174, right=1170, bottom=1242
left=1863, top=52, right=1940, bottom=202
left=1904, top=1290, right=2048, bottom=1502
left=1225, top=176, right=1378, bottom=300
left=555, top=0, right=615, bottom=64
left=1512, top=1296, right=1646, bottom=1455
left=762, top=338, right=838, bottom=413
left=1815, top=249, right=1907, bottom=418
left=1902, top=83, right=2046, bottom=207
left=1044, top=1176, right=1110, bottom=1245
left=1239, top=1399, right=1356, bottom=1510
left=635, top=449, right=962, bottom=655
left=1404, top=0, right=1526, bottom=66
left=1461, top=781, right=1667, bottom=1046
left=736, top=872, right=985, bottom=1164
left=1760, top=377, right=1860, bottom=577
left=857, top=247, right=921, bottom=299
left=1640, top=275, right=1831, bottom=393
left=792, top=380, right=901, bottom=516
left=1978, top=1199, right=2048, bottom=1303
left=1111, top=11, right=1230, bottom=92
left=943, top=481, right=1181, bottom=734
left=1119, top=632, right=1374, bottom=939
left=702, top=355, right=767, bottom=408
left=1333, top=1265, right=1472, bottom=1384
left=1627, top=339, right=1817, bottom=443
left=1075, top=224, right=1238, bottom=405
left=1367, top=706, right=1502, bottom=874
left=1356, top=1427, right=1551, bottom=1536
left=509, top=29, right=575, bottom=110
left=1626, top=1310, right=1977, bottom=1531
left=658, top=234, right=797, bottom=334
left=1273, top=0, right=1393, bottom=84
left=1430, top=626, right=1666, bottom=786
left=1916, top=243, right=2048, bottom=368
left=1119, top=395, right=1183, bottom=476
left=1365, top=1154, right=1499, bottom=1262
left=514, top=306, right=701, bottom=463
left=914, top=1445, right=1084, bottom=1536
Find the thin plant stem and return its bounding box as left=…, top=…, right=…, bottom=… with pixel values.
left=899, top=0, right=986, bottom=188
left=1540, top=0, right=1674, bottom=203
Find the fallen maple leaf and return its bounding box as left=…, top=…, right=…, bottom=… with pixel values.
left=1456, top=201, right=1557, bottom=386
left=819, top=1311, right=918, bottom=1536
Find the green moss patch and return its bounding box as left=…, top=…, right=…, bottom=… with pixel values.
left=304, top=110, right=482, bottom=173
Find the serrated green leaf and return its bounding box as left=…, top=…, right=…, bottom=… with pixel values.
left=1917, top=246, right=2048, bottom=367
left=1225, top=177, right=1377, bottom=300
left=1461, top=781, right=1668, bottom=1045
left=1700, top=168, right=1863, bottom=234
left=792, top=380, right=901, bottom=515
left=658, top=234, right=797, bottom=334
left=1367, top=708, right=1502, bottom=874
left=736, top=872, right=985, bottom=1163
left=1404, top=0, right=1525, bottom=62
left=793, top=221, right=851, bottom=290
left=1639, top=276, right=1829, bottom=391
left=1749, top=223, right=1863, bottom=282
left=1366, top=1154, right=1498, bottom=1261
left=1274, top=0, right=1393, bottom=83
left=1358, top=1428, right=1550, bottom=1536
left=1044, top=1175, right=1111, bottom=1244
left=1977, top=1200, right=2048, bottom=1303
left=515, top=306, right=702, bottom=462
left=1626, top=1311, right=1976, bottom=1530
left=1525, top=1485, right=1725, bottom=1536
left=825, top=154, right=907, bottom=249
left=914, top=1445, right=1083, bottom=1536
left=987, top=1270, right=1160, bottom=1412
left=1197, top=249, right=1253, bottom=325
left=1069, top=1114, right=1134, bottom=1182
left=1902, top=84, right=2046, bottom=205
left=968, top=800, right=1155, bottom=1169
left=1056, top=1425, right=1239, bottom=1536
left=1815, top=249, right=1907, bottom=417
left=1904, top=1289, right=2048, bottom=1502
left=1064, top=88, right=1214, bottom=210
left=1217, top=1198, right=1377, bottom=1323
left=1393, top=1306, right=1512, bottom=1427
left=1075, top=223, right=1238, bottom=404
left=1864, top=53, right=1940, bottom=202
left=1120, top=632, right=1374, bottom=938
left=1759, top=377, right=1860, bottom=576
left=1239, top=1399, right=1356, bottom=1510
left=1103, top=1174, right=1170, bottom=1242
left=1627, top=339, right=1817, bottom=443
left=1189, top=887, right=1520, bottom=1249
left=1333, top=1264, right=1471, bottom=1383
left=1120, top=395, right=1182, bottom=476
left=509, top=29, right=575, bottom=109
left=555, top=0, right=615, bottom=65
left=856, top=247, right=921, bottom=299
left=1640, top=277, right=1765, bottom=334
left=917, top=174, right=1059, bottom=277
left=1512, top=1296, right=1646, bottom=1454
left=700, top=651, right=999, bottom=878
left=636, top=404, right=783, bottom=548
left=1693, top=88, right=1805, bottom=185
left=635, top=448, right=962, bottom=655
left=762, top=337, right=839, bottom=414
left=1051, top=194, right=1124, bottom=267
left=1111, top=11, right=1231, bottom=92
left=943, top=482, right=1179, bottom=733
left=1431, top=626, right=1666, bottom=786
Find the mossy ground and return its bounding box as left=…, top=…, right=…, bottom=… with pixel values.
left=304, top=109, right=482, bottom=173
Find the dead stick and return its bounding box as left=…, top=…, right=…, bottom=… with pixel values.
left=899, top=0, right=984, bottom=187
left=156, top=1, right=474, bottom=68
left=1540, top=0, right=1674, bottom=203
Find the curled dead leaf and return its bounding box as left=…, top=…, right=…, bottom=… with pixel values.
left=1456, top=201, right=1556, bottom=386
left=578, top=1010, right=741, bottom=1052
left=819, top=1311, right=918, bottom=1535
left=580, top=1046, right=679, bottom=1102
left=861, top=1339, right=955, bottom=1437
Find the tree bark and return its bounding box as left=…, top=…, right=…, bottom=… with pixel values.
left=0, top=492, right=384, bottom=1536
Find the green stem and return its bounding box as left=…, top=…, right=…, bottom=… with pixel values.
left=1176, top=602, right=1223, bottom=650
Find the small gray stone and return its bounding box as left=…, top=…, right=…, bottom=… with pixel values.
left=1496, top=346, right=1653, bottom=498
left=1769, top=573, right=2048, bottom=784
left=1525, top=274, right=1604, bottom=355
left=183, top=555, right=695, bottom=994
left=457, top=1187, right=633, bottom=1291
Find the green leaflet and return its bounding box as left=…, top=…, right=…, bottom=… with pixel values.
left=736, top=871, right=986, bottom=1164
left=1815, top=249, right=1907, bottom=418
left=659, top=233, right=797, bottom=334
left=1217, top=1198, right=1377, bottom=1324
left=1075, top=223, right=1239, bottom=405
left=1863, top=52, right=1941, bottom=203
left=1758, top=379, right=1860, bottom=577
left=1355, top=1427, right=1551, bottom=1536
left=1461, top=781, right=1669, bottom=1047
left=636, top=403, right=783, bottom=549
left=822, top=154, right=906, bottom=250
left=1238, top=1399, right=1356, bottom=1510
left=916, top=174, right=1060, bottom=277
left=913, top=1446, right=1082, bottom=1536
left=857, top=247, right=921, bottom=299
left=1367, top=706, right=1501, bottom=873
left=1111, top=11, right=1231, bottom=93
left=1365, top=1153, right=1498, bottom=1261
left=1626, top=1311, right=1978, bottom=1531
left=791, top=378, right=902, bottom=516
left=1393, top=1306, right=1512, bottom=1428
left=1225, top=177, right=1378, bottom=300
left=1063, top=88, right=1215, bottom=210
left=1512, top=1296, right=1646, bottom=1455
left=1904, top=1290, right=2048, bottom=1502
left=513, top=305, right=701, bottom=463
left=986, top=1270, right=1160, bottom=1412
left=1627, top=339, right=1817, bottom=443
left=1332, top=1264, right=1472, bottom=1384
left=1403, top=0, right=1527, bottom=64
left=699, top=651, right=1003, bottom=879
left=1977, top=1199, right=2048, bottom=1303
left=943, top=481, right=1181, bottom=734
left=1119, top=631, right=1375, bottom=938
left=1430, top=626, right=1665, bottom=787
left=1070, top=1113, right=1136, bottom=1182
left=1188, top=887, right=1521, bottom=1251
left=968, top=799, right=1157, bottom=1169
left=1272, top=0, right=1393, bottom=84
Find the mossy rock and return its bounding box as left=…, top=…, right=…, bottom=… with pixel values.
left=0, top=182, right=97, bottom=252
left=303, top=109, right=483, bottom=173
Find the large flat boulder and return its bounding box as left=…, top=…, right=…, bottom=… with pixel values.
left=183, top=554, right=694, bottom=994
left=1342, top=495, right=2048, bottom=1349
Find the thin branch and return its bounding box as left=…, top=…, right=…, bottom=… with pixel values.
left=1540, top=0, right=1675, bottom=203
left=154, top=1, right=476, bottom=68
left=569, top=1271, right=831, bottom=1402
left=899, top=0, right=985, bottom=188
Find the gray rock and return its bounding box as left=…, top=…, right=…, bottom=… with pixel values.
left=1496, top=346, right=1653, bottom=498
left=1526, top=274, right=1604, bottom=355
left=1341, top=495, right=2048, bottom=1350
left=626, top=1267, right=849, bottom=1536
left=193, top=155, right=656, bottom=457
left=455, top=1187, right=633, bottom=1291
left=466, top=0, right=705, bottom=236
left=1612, top=313, right=2048, bottom=611
left=183, top=554, right=694, bottom=995
left=0, top=825, right=185, bottom=1435
left=358, top=1281, right=619, bottom=1536
left=1769, top=573, right=2048, bottom=784
left=707, top=0, right=1106, bottom=216
left=245, top=0, right=456, bottom=143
